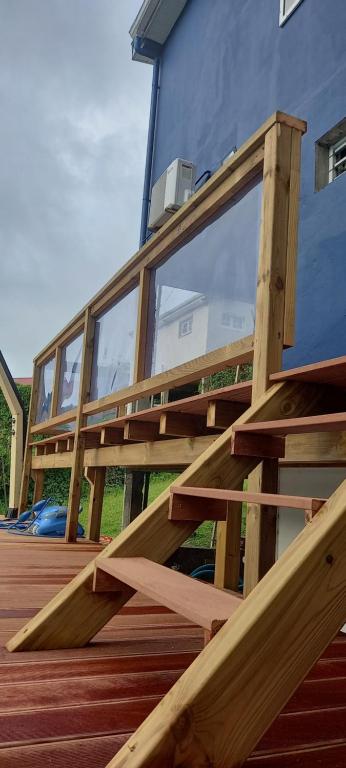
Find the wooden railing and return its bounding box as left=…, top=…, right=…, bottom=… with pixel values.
left=20, top=112, right=306, bottom=577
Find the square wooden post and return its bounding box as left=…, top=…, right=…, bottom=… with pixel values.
left=85, top=466, right=106, bottom=542
left=65, top=309, right=95, bottom=542
left=244, top=122, right=303, bottom=596
left=18, top=363, right=41, bottom=513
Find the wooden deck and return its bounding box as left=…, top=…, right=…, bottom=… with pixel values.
left=0, top=534, right=345, bottom=767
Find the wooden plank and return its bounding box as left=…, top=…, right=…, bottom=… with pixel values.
left=82, top=335, right=254, bottom=417
left=31, top=409, right=77, bottom=436
left=100, top=427, right=125, bottom=445
left=82, top=380, right=253, bottom=433
left=44, top=444, right=56, bottom=455
left=207, top=399, right=246, bottom=428
left=50, top=346, right=62, bottom=417
left=169, top=486, right=326, bottom=513
left=283, top=128, right=302, bottom=347
left=124, top=420, right=161, bottom=442
left=214, top=501, right=242, bottom=591
left=93, top=558, right=242, bottom=636
left=284, top=431, right=346, bottom=465
left=65, top=311, right=94, bottom=542
left=245, top=121, right=294, bottom=596
left=169, top=494, right=227, bottom=522
left=85, top=467, right=106, bottom=542
left=31, top=436, right=216, bottom=471
left=133, top=268, right=151, bottom=383
left=55, top=439, right=68, bottom=453
left=159, top=412, right=208, bottom=438
left=235, top=412, right=346, bottom=436
left=18, top=364, right=41, bottom=513
left=231, top=432, right=286, bottom=458
left=270, top=355, right=346, bottom=388
left=104, top=477, right=346, bottom=768
left=32, top=470, right=45, bottom=505
left=7, top=380, right=326, bottom=652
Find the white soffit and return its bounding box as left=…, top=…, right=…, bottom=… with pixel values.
left=130, top=0, right=188, bottom=45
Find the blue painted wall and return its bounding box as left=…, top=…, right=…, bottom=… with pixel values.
left=149, top=0, right=346, bottom=367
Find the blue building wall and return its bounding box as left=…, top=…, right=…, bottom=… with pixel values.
left=150, top=0, right=346, bottom=368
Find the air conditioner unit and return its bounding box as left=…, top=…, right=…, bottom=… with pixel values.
left=148, top=158, right=196, bottom=231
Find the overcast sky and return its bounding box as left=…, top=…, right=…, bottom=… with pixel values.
left=0, top=0, right=151, bottom=376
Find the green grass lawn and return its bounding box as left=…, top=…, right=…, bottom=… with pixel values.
left=79, top=472, right=214, bottom=547
left=1, top=472, right=246, bottom=547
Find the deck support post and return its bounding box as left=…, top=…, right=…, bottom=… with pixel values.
left=65, top=309, right=95, bottom=542
left=214, top=501, right=242, bottom=590
left=244, top=122, right=303, bottom=596
left=85, top=466, right=106, bottom=541
left=32, top=469, right=45, bottom=505
left=18, top=364, right=40, bottom=513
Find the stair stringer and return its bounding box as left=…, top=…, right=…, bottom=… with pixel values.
left=7, top=380, right=325, bottom=652
left=106, top=476, right=346, bottom=768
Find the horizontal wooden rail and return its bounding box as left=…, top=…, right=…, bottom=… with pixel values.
left=31, top=409, right=77, bottom=436
left=234, top=412, right=346, bottom=437
left=169, top=487, right=326, bottom=523
left=82, top=336, right=254, bottom=418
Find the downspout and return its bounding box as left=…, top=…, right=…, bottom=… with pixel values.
left=140, top=56, right=160, bottom=246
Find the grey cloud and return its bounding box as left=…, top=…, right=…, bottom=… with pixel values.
left=0, top=0, right=151, bottom=375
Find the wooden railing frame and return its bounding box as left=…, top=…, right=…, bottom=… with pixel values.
left=20, top=112, right=306, bottom=554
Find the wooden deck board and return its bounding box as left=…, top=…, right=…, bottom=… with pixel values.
left=0, top=534, right=345, bottom=766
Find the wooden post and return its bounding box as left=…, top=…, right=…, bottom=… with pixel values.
left=50, top=346, right=62, bottom=417
left=0, top=352, right=25, bottom=514
left=18, top=363, right=41, bottom=513
left=32, top=469, right=45, bottom=505
left=214, top=501, right=242, bottom=590
left=65, top=310, right=95, bottom=542
left=244, top=123, right=303, bottom=596
left=123, top=268, right=151, bottom=526
left=85, top=466, right=106, bottom=541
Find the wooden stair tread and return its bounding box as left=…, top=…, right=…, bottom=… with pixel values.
left=170, top=486, right=326, bottom=512
left=270, top=355, right=346, bottom=388
left=234, top=411, right=346, bottom=436
left=82, top=380, right=252, bottom=433
left=94, top=557, right=242, bottom=633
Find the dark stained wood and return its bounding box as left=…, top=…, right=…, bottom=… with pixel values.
left=0, top=530, right=345, bottom=767
left=270, top=355, right=346, bottom=388
left=235, top=411, right=346, bottom=436
left=231, top=432, right=286, bottom=458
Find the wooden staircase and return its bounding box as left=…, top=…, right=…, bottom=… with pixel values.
left=6, top=357, right=346, bottom=767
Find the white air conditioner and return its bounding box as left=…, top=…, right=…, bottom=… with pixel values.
left=148, top=158, right=196, bottom=231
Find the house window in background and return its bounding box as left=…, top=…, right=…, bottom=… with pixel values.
left=179, top=316, right=193, bottom=338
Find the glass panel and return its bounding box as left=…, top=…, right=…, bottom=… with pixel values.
left=149, top=177, right=262, bottom=376
left=57, top=333, right=83, bottom=415
left=90, top=287, right=139, bottom=401
left=36, top=357, right=55, bottom=423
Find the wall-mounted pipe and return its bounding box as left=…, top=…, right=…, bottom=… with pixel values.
left=140, top=56, right=160, bottom=246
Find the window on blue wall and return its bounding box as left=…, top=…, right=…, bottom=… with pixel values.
left=315, top=119, right=346, bottom=191
left=279, top=0, right=304, bottom=25
left=148, top=177, right=263, bottom=377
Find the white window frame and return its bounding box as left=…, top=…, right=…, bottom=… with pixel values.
left=279, top=0, right=304, bottom=26
left=178, top=315, right=193, bottom=338
left=328, top=137, right=346, bottom=183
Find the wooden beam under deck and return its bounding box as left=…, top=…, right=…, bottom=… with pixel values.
left=31, top=435, right=217, bottom=470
